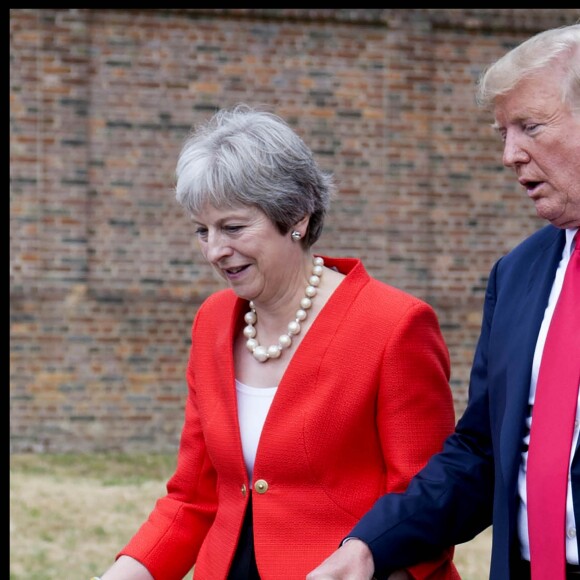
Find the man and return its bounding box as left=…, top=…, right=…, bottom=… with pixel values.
left=307, top=23, right=580, bottom=580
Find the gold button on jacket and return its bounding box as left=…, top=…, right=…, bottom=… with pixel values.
left=254, top=479, right=268, bottom=494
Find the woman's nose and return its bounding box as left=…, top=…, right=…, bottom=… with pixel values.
left=204, top=231, right=233, bottom=263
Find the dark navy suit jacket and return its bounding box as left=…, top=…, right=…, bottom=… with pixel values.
left=350, top=225, right=579, bottom=579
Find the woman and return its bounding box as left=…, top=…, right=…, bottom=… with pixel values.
left=94, top=104, right=459, bottom=580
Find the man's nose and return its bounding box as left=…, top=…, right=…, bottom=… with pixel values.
left=503, top=133, right=530, bottom=168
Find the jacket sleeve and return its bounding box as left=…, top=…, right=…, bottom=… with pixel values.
left=116, top=316, right=220, bottom=580
left=355, top=268, right=498, bottom=578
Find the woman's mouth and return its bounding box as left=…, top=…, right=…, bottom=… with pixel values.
left=223, top=264, right=250, bottom=279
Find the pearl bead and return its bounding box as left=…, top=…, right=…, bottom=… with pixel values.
left=287, top=320, right=301, bottom=335
left=244, top=256, right=324, bottom=363
left=253, top=346, right=269, bottom=362
left=243, top=325, right=256, bottom=339
left=296, top=309, right=307, bottom=321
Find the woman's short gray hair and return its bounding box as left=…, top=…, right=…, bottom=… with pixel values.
left=476, top=23, right=580, bottom=112
left=175, top=104, right=335, bottom=248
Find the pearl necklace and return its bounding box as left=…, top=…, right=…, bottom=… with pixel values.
left=243, top=256, right=325, bottom=363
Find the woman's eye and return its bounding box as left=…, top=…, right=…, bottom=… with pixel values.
left=225, top=225, right=243, bottom=233
left=194, top=227, right=208, bottom=238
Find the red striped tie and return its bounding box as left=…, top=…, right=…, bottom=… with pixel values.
left=528, top=231, right=580, bottom=579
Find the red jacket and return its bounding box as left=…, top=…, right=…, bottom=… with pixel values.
left=119, top=257, right=459, bottom=579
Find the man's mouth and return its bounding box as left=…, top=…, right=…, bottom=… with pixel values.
left=520, top=179, right=542, bottom=195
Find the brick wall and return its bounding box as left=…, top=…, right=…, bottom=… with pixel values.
left=10, top=8, right=580, bottom=452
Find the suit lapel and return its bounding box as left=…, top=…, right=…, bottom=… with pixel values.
left=499, top=228, right=565, bottom=486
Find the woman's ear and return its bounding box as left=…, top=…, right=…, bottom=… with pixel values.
left=294, top=214, right=310, bottom=238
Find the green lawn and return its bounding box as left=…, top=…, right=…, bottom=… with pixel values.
left=9, top=453, right=491, bottom=579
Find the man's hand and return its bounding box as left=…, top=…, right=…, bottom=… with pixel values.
left=305, top=538, right=375, bottom=579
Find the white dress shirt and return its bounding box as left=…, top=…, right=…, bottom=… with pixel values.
left=518, top=227, right=580, bottom=563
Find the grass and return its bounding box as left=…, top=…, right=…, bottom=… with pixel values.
left=9, top=453, right=491, bottom=579
left=10, top=453, right=176, bottom=580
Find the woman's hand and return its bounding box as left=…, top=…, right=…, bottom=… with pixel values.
left=99, top=555, right=154, bottom=580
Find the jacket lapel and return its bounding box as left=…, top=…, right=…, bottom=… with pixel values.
left=499, top=228, right=565, bottom=486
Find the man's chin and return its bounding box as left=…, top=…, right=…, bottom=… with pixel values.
left=536, top=206, right=578, bottom=229
left=534, top=199, right=557, bottom=223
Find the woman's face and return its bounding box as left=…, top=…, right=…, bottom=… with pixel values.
left=191, top=203, right=300, bottom=304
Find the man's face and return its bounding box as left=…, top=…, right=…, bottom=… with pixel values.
left=493, top=64, right=580, bottom=229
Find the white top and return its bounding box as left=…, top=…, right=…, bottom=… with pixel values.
left=235, top=379, right=277, bottom=485
left=518, top=227, right=579, bottom=563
